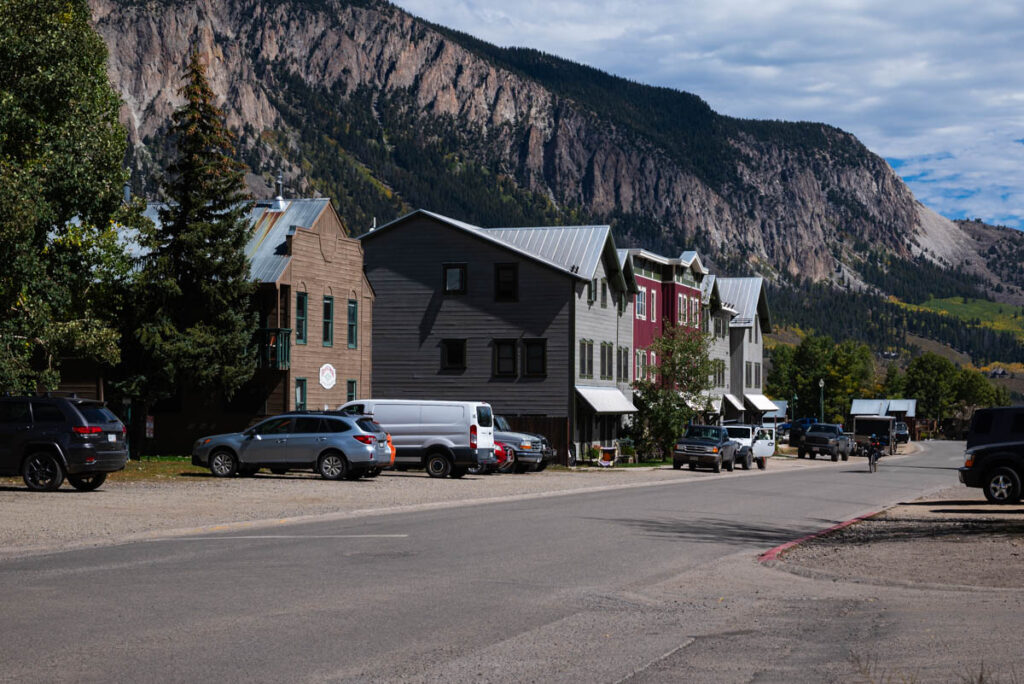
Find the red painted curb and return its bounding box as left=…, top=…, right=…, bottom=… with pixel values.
left=759, top=511, right=881, bottom=563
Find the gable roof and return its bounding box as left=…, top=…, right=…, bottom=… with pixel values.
left=361, top=209, right=635, bottom=292
left=142, top=198, right=332, bottom=283
left=715, top=277, right=772, bottom=332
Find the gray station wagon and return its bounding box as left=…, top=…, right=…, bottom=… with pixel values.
left=192, top=413, right=390, bottom=480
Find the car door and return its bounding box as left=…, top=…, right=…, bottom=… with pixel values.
left=753, top=428, right=775, bottom=459
left=239, top=416, right=293, bottom=465
left=286, top=417, right=328, bottom=466
left=0, top=399, right=32, bottom=473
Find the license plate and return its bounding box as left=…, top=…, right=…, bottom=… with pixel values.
left=107, top=434, right=116, bottom=442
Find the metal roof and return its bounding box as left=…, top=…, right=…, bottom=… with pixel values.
left=140, top=199, right=330, bottom=283
left=850, top=399, right=888, bottom=416
left=886, top=399, right=917, bottom=417
left=487, top=225, right=611, bottom=280
left=762, top=400, right=788, bottom=420
left=715, top=277, right=772, bottom=332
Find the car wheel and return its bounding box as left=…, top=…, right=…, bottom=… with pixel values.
left=841, top=452, right=849, bottom=462
left=317, top=452, right=348, bottom=480
left=756, top=456, right=766, bottom=470
left=364, top=467, right=382, bottom=478
left=22, top=452, right=65, bottom=492
left=209, top=450, right=238, bottom=478
left=809, top=452, right=817, bottom=460
left=497, top=450, right=516, bottom=474
left=270, top=468, right=288, bottom=475
left=426, top=453, right=452, bottom=478
left=983, top=467, right=1022, bottom=504
left=798, top=450, right=805, bottom=459
left=712, top=456, right=721, bottom=473
left=688, top=463, right=696, bottom=471
left=67, top=472, right=107, bottom=492
left=725, top=456, right=734, bottom=472
left=831, top=451, right=839, bottom=462
left=742, top=451, right=752, bottom=470
left=673, top=461, right=682, bottom=470
left=450, top=466, right=468, bottom=479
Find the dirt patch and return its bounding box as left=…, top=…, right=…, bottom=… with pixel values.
left=778, top=486, right=1024, bottom=588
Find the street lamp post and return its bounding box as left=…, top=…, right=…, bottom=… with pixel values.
left=818, top=378, right=825, bottom=423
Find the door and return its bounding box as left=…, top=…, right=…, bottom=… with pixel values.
left=753, top=428, right=775, bottom=459
left=239, top=416, right=293, bottom=465
left=286, top=417, right=329, bottom=466
left=0, top=400, right=32, bottom=473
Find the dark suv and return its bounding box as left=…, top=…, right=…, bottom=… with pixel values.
left=959, top=407, right=1024, bottom=504
left=0, top=396, right=128, bottom=491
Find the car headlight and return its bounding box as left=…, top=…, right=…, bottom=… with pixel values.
left=520, top=441, right=532, bottom=449
left=964, top=453, right=974, bottom=468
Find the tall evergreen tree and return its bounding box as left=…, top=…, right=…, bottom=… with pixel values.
left=0, top=0, right=129, bottom=391
left=130, top=50, right=255, bottom=401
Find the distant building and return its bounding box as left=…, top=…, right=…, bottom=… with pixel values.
left=715, top=277, right=774, bottom=424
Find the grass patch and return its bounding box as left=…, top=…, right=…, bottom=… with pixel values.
left=903, top=297, right=1024, bottom=340
left=110, top=457, right=207, bottom=482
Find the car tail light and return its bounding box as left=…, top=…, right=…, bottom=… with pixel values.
left=964, top=453, right=974, bottom=468
left=353, top=435, right=376, bottom=445
left=470, top=424, right=477, bottom=449
left=72, top=426, right=103, bottom=435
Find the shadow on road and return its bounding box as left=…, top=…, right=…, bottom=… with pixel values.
left=602, top=516, right=821, bottom=547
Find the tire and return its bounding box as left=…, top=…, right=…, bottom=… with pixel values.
left=798, top=450, right=806, bottom=459
left=450, top=466, right=468, bottom=479
left=742, top=451, right=752, bottom=470
left=270, top=468, right=288, bottom=475
left=673, top=461, right=682, bottom=470
left=688, top=463, right=696, bottom=471
left=497, top=454, right=516, bottom=474
left=712, top=456, right=721, bottom=473
left=209, top=450, right=238, bottom=478
left=983, top=466, right=1022, bottom=504
left=756, top=457, right=766, bottom=470
left=841, top=452, right=849, bottom=462
left=831, top=451, right=839, bottom=462
left=317, top=452, right=348, bottom=480
left=725, top=456, right=734, bottom=472
left=364, top=467, right=381, bottom=478
left=809, top=452, right=817, bottom=460
left=426, top=453, right=452, bottom=478
left=22, top=452, right=65, bottom=492
left=67, top=472, right=107, bottom=492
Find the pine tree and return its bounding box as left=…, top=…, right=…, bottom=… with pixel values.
left=132, top=50, right=255, bottom=400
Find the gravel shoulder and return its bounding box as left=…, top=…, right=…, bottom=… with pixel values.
left=774, top=483, right=1024, bottom=589
left=0, top=454, right=827, bottom=560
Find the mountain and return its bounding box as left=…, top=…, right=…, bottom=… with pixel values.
left=88, top=0, right=1024, bottom=361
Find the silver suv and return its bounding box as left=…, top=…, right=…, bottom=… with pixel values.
left=192, top=413, right=390, bottom=480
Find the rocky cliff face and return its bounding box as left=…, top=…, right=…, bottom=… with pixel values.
left=89, top=0, right=1005, bottom=295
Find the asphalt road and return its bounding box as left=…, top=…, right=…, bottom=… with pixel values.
left=2, top=441, right=1008, bottom=683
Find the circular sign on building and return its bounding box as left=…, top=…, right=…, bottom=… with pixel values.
left=319, top=363, right=337, bottom=390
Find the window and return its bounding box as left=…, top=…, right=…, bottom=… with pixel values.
left=587, top=278, right=597, bottom=304
left=523, top=339, right=547, bottom=377
left=294, top=378, right=307, bottom=410
left=745, top=361, right=753, bottom=388
left=322, top=296, right=334, bottom=346
left=636, top=350, right=648, bottom=381
left=0, top=400, right=29, bottom=423
left=579, top=339, right=594, bottom=378
left=651, top=290, right=657, bottom=322
left=755, top=362, right=762, bottom=389
left=254, top=416, right=292, bottom=435
left=347, top=299, right=358, bottom=348
left=600, top=280, right=608, bottom=308
left=678, top=294, right=685, bottom=324
left=494, top=263, right=518, bottom=302
left=649, top=351, right=657, bottom=380
left=30, top=402, right=64, bottom=422
left=616, top=346, right=627, bottom=381
left=748, top=327, right=753, bottom=343
left=443, top=263, right=467, bottom=294
left=692, top=299, right=700, bottom=327
left=295, top=292, right=308, bottom=345
left=600, top=342, right=613, bottom=380
left=636, top=288, right=647, bottom=319
left=346, top=380, right=357, bottom=402
left=441, top=339, right=467, bottom=370
left=493, top=339, right=517, bottom=377
left=293, top=417, right=323, bottom=434
left=325, top=417, right=353, bottom=433
left=702, top=309, right=709, bottom=333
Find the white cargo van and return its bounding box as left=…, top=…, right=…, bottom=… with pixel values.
left=336, top=400, right=496, bottom=478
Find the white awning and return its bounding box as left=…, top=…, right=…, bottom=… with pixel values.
left=723, top=393, right=745, bottom=411
left=576, top=386, right=638, bottom=414
left=744, top=393, right=778, bottom=412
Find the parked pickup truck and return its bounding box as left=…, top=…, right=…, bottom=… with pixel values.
left=494, top=415, right=555, bottom=473
left=799, top=423, right=852, bottom=461
left=673, top=424, right=738, bottom=473
left=724, top=425, right=773, bottom=470
left=959, top=406, right=1024, bottom=504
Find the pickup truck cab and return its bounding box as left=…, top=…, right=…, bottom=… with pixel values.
left=800, top=423, right=851, bottom=461
left=494, top=415, right=555, bottom=473
left=959, top=407, right=1024, bottom=504
left=673, top=425, right=738, bottom=473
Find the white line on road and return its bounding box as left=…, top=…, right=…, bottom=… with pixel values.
left=148, top=534, right=409, bottom=541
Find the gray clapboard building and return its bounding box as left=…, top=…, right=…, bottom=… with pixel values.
left=715, top=277, right=775, bottom=423
left=359, top=210, right=637, bottom=463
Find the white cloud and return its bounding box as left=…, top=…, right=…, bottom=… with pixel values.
left=393, top=0, right=1024, bottom=230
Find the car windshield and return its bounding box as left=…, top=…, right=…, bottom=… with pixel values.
left=495, top=415, right=511, bottom=431
left=683, top=425, right=720, bottom=440
left=896, top=422, right=908, bottom=430
left=809, top=424, right=835, bottom=433
left=726, top=426, right=751, bottom=439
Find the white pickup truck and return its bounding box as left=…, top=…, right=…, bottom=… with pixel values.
left=724, top=425, right=774, bottom=470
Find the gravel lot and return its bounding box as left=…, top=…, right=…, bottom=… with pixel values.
left=0, top=456, right=821, bottom=559
left=775, top=485, right=1024, bottom=588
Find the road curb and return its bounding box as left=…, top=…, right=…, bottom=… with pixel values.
left=758, top=510, right=882, bottom=563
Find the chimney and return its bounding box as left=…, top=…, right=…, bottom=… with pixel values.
left=272, top=171, right=287, bottom=211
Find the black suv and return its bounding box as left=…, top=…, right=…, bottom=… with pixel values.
left=0, top=396, right=128, bottom=491
left=959, top=407, right=1024, bottom=504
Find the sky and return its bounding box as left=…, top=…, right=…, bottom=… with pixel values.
left=392, top=0, right=1024, bottom=231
